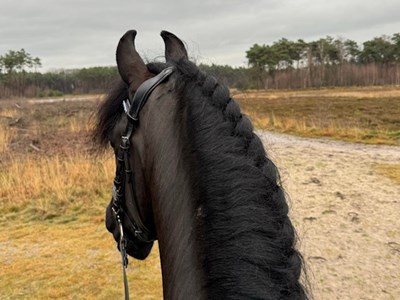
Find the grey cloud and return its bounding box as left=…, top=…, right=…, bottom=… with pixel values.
left=1, top=0, right=399, bottom=70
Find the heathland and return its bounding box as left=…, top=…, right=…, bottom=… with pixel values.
left=0, top=87, right=399, bottom=299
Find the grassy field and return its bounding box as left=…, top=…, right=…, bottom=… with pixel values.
left=0, top=86, right=399, bottom=299
left=235, top=86, right=400, bottom=145
left=0, top=99, right=162, bottom=299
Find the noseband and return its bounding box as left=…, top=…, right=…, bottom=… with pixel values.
left=111, top=66, right=174, bottom=299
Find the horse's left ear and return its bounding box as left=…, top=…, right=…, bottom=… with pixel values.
left=116, top=30, right=152, bottom=91
left=161, top=31, right=188, bottom=62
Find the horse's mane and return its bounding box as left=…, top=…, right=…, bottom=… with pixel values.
left=93, top=60, right=308, bottom=299
left=92, top=78, right=127, bottom=149
left=171, top=60, right=307, bottom=299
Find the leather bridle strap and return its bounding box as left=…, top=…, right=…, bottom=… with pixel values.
left=112, top=66, right=175, bottom=242
left=125, top=66, right=175, bottom=121
left=111, top=66, right=175, bottom=300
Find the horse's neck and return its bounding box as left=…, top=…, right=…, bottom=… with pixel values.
left=142, top=91, right=206, bottom=299
left=152, top=168, right=205, bottom=299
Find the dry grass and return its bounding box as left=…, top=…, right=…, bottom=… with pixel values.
left=0, top=107, right=18, bottom=118
left=0, top=124, right=15, bottom=153
left=374, top=163, right=400, bottom=184
left=0, top=221, right=163, bottom=299
left=232, top=85, right=400, bottom=99
left=0, top=108, right=17, bottom=153
left=0, top=98, right=164, bottom=299
left=235, top=86, right=400, bottom=145
left=0, top=154, right=114, bottom=222
left=248, top=113, right=396, bottom=145
left=1, top=87, right=399, bottom=298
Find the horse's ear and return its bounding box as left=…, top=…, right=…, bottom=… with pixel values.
left=116, top=30, right=152, bottom=91
left=161, top=31, right=188, bottom=62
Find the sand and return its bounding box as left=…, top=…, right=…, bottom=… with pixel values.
left=257, top=131, right=400, bottom=300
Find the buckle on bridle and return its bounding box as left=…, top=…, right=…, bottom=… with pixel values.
left=134, top=228, right=143, bottom=237
left=120, top=135, right=130, bottom=150
left=123, top=99, right=138, bottom=122
left=122, top=99, right=131, bottom=114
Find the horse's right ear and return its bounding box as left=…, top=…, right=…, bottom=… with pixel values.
left=116, top=30, right=152, bottom=91
left=161, top=31, right=188, bottom=62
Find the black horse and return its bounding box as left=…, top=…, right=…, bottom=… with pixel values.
left=93, top=30, right=308, bottom=299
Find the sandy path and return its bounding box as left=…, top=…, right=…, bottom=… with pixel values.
left=257, top=131, right=400, bottom=300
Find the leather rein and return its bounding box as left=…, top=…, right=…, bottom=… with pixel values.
left=110, top=66, right=175, bottom=300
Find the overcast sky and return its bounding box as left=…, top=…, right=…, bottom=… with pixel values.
left=1, top=0, right=399, bottom=71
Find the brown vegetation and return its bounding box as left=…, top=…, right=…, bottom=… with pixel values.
left=235, top=86, right=400, bottom=145
left=0, top=87, right=399, bottom=298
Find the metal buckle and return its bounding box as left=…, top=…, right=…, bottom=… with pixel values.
left=120, top=136, right=130, bottom=150
left=134, top=228, right=143, bottom=237
left=122, top=99, right=131, bottom=114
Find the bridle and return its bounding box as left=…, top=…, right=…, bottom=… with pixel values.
left=110, top=66, right=175, bottom=300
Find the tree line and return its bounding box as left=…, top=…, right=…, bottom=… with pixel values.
left=0, top=50, right=118, bottom=98
left=246, top=33, right=400, bottom=88
left=1, top=33, right=400, bottom=98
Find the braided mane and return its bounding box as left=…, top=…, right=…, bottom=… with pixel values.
left=172, top=59, right=308, bottom=299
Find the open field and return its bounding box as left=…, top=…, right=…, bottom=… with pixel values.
left=0, top=97, right=164, bottom=299
left=235, top=86, right=400, bottom=145
left=0, top=87, right=399, bottom=299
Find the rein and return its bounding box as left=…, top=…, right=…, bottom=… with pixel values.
left=111, top=66, right=175, bottom=300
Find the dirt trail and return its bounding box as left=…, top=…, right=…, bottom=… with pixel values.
left=257, top=131, right=400, bottom=300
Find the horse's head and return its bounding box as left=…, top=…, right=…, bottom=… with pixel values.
left=104, top=30, right=188, bottom=260
left=96, top=30, right=308, bottom=299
